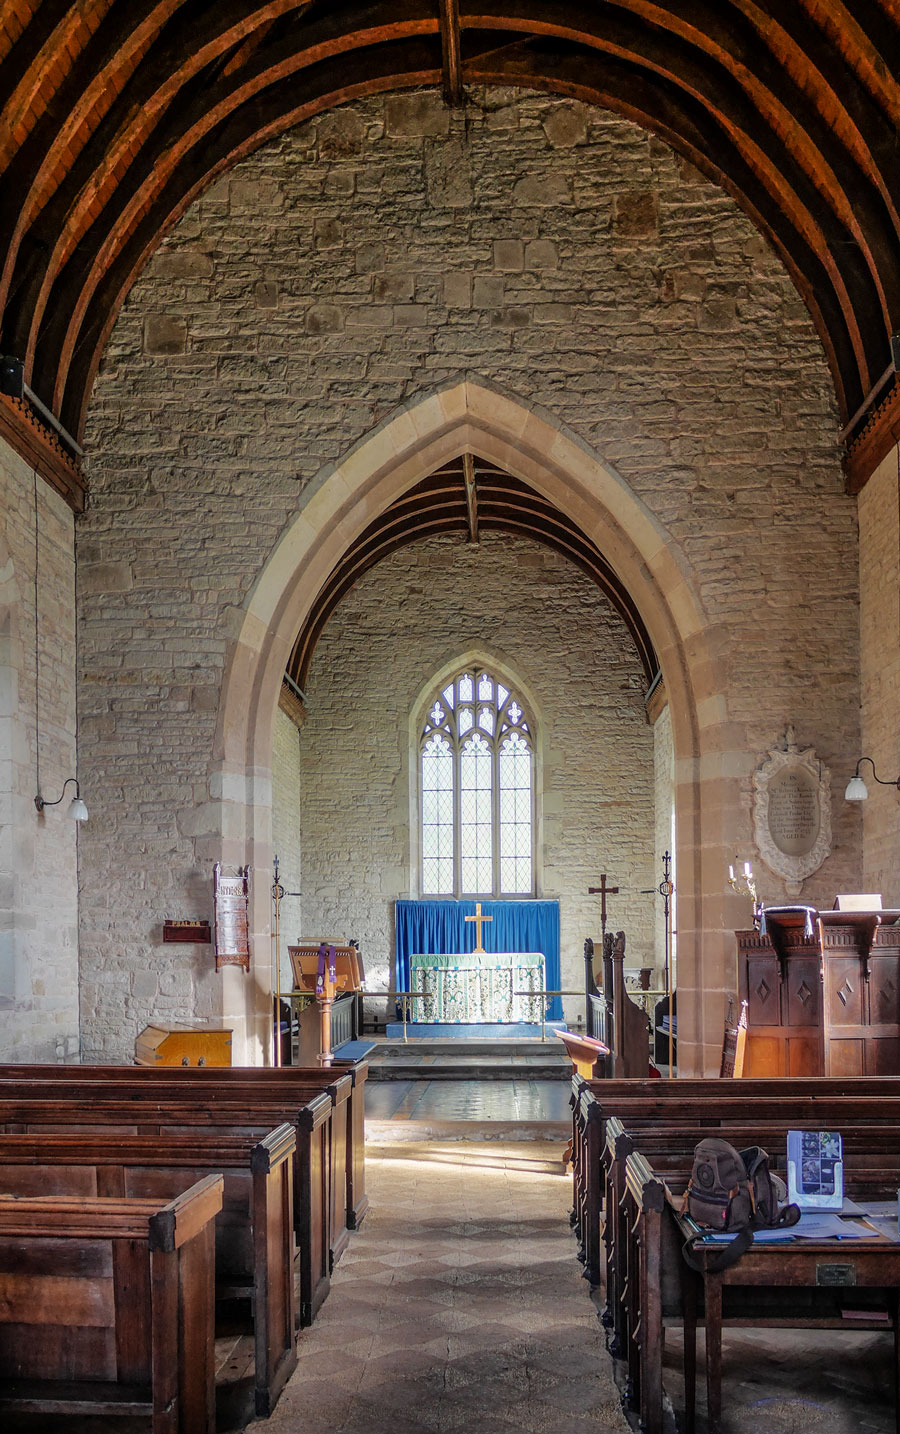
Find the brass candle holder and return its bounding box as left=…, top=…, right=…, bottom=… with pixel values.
left=728, top=860, right=761, bottom=926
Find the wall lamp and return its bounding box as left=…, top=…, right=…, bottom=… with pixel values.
left=34, top=778, right=89, bottom=822
left=844, top=757, right=900, bottom=802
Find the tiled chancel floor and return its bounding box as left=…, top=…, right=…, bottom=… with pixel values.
left=248, top=1143, right=630, bottom=1434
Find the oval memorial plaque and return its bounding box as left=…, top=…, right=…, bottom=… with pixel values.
left=766, top=765, right=820, bottom=857
left=753, top=728, right=831, bottom=896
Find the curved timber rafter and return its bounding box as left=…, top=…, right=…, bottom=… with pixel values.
left=1, top=2, right=899, bottom=494
left=285, top=457, right=660, bottom=696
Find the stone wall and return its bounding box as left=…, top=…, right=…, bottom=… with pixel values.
left=78, top=87, right=858, bottom=1060
left=0, top=433, right=80, bottom=1062
left=858, top=445, right=900, bottom=903
left=298, top=531, right=654, bottom=1026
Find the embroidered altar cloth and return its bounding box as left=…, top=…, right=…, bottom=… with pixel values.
left=409, top=951, right=546, bottom=1023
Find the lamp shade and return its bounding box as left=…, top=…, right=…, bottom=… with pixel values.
left=67, top=795, right=89, bottom=822
left=844, top=775, right=868, bottom=802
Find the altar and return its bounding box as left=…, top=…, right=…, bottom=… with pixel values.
left=409, top=950, right=546, bottom=1024
left=396, top=896, right=562, bottom=1019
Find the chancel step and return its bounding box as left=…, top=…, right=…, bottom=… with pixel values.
left=367, top=1037, right=572, bottom=1081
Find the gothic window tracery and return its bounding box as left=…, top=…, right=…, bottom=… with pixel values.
left=419, top=668, right=535, bottom=897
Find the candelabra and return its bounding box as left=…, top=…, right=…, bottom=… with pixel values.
left=728, top=861, right=760, bottom=925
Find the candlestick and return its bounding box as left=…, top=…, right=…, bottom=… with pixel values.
left=728, top=860, right=760, bottom=924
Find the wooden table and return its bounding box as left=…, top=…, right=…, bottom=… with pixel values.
left=676, top=1213, right=900, bottom=1434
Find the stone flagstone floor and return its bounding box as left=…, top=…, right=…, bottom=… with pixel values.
left=249, top=1137, right=897, bottom=1434
left=248, top=1142, right=630, bottom=1434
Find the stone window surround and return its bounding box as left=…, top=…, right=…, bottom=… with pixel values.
left=411, top=655, right=544, bottom=901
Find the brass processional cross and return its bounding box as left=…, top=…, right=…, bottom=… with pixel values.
left=465, top=902, right=492, bottom=953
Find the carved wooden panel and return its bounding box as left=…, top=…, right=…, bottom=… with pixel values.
left=783, top=955, right=821, bottom=1028
left=744, top=952, right=782, bottom=1027
left=786, top=1037, right=821, bottom=1077
left=826, top=1039, right=865, bottom=1077
left=867, top=1037, right=900, bottom=1076
left=823, top=954, right=864, bottom=1028
left=870, top=954, right=900, bottom=1026
left=743, top=1036, right=781, bottom=1078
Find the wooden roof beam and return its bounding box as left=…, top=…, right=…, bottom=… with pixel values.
left=1, top=0, right=309, bottom=362
left=59, top=40, right=853, bottom=433
left=439, top=0, right=464, bottom=105
left=463, top=452, right=478, bottom=543
left=468, top=17, right=890, bottom=387
left=55, top=44, right=445, bottom=434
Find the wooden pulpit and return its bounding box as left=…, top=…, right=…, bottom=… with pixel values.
left=736, top=906, right=900, bottom=1076
left=289, top=942, right=365, bottom=1066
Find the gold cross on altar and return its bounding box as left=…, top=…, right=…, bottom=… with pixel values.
left=465, top=902, right=492, bottom=953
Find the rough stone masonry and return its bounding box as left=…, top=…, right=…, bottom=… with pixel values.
left=77, top=87, right=859, bottom=1058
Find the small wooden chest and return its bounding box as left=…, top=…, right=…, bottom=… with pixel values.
left=134, top=1023, right=233, bottom=1067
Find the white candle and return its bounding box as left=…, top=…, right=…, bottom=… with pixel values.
left=728, top=865, right=735, bottom=882
left=744, top=861, right=752, bottom=877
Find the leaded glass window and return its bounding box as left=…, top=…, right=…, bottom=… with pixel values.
left=419, top=668, right=535, bottom=896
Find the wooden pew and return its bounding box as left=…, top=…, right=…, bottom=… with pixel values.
left=600, top=1115, right=900, bottom=1349
left=609, top=1121, right=900, bottom=1434
left=0, top=1176, right=222, bottom=1433
left=0, top=1058, right=369, bottom=1243
left=570, top=1073, right=900, bottom=1281
left=0, top=1086, right=337, bottom=1327
left=584, top=932, right=652, bottom=1078
left=0, top=1067, right=351, bottom=1256
left=0, top=1127, right=296, bottom=1420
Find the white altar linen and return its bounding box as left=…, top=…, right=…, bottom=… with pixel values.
left=409, top=950, right=546, bottom=1023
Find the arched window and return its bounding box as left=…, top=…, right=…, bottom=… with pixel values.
left=420, top=667, right=535, bottom=897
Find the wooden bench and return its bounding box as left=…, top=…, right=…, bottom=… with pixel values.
left=593, top=1098, right=900, bottom=1434
left=0, top=1058, right=369, bottom=1242
left=0, top=1085, right=338, bottom=1327
left=0, top=1176, right=222, bottom=1433
left=0, top=1126, right=296, bottom=1420
left=570, top=1074, right=900, bottom=1282
left=601, top=1114, right=900, bottom=1378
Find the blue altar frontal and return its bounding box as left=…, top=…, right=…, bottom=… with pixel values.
left=409, top=950, right=546, bottom=1024
left=395, top=898, right=562, bottom=1020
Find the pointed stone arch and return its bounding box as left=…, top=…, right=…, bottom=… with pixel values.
left=211, top=376, right=740, bottom=1072
left=0, top=535, right=20, bottom=1012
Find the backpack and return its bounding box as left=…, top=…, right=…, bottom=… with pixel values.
left=682, top=1137, right=801, bottom=1271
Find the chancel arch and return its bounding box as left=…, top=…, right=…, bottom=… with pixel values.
left=0, top=537, right=19, bottom=1014
left=215, top=377, right=732, bottom=1072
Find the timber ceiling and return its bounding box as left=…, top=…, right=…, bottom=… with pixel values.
left=1, top=2, right=900, bottom=496
left=284, top=455, right=660, bottom=695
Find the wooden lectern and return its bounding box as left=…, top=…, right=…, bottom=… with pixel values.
left=554, top=1029, right=610, bottom=1078
left=288, top=942, right=364, bottom=1066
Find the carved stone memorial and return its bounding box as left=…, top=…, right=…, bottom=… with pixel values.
left=753, top=727, right=831, bottom=896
